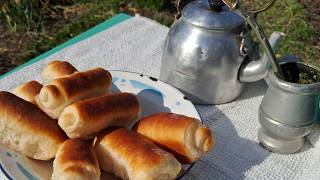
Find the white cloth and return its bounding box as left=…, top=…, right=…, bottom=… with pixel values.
left=308, top=126, right=320, bottom=149
left=1, top=15, right=320, bottom=180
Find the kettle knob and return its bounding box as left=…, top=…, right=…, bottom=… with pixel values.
left=208, top=0, right=225, bottom=11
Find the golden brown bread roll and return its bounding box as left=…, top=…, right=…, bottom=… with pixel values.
left=59, top=93, right=140, bottom=139
left=95, top=128, right=181, bottom=180
left=42, top=61, right=77, bottom=82
left=52, top=139, right=100, bottom=180
left=13, top=81, right=43, bottom=104
left=0, top=91, right=67, bottom=160
left=133, top=112, right=214, bottom=163
left=35, top=67, right=112, bottom=119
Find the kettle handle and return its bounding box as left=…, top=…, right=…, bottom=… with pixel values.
left=175, top=0, right=194, bottom=19
left=252, top=0, right=276, bottom=15
left=175, top=0, right=275, bottom=19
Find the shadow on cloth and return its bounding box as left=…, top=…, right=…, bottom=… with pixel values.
left=183, top=106, right=271, bottom=180
left=235, top=80, right=268, bottom=102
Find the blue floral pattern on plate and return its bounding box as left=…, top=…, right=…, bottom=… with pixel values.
left=0, top=70, right=201, bottom=180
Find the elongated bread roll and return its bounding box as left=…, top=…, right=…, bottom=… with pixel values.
left=133, top=112, right=214, bottom=163
left=35, top=68, right=112, bottom=119
left=52, top=139, right=100, bottom=180
left=95, top=128, right=181, bottom=180
left=13, top=81, right=43, bottom=104
left=59, top=93, right=140, bottom=139
left=42, top=61, right=77, bottom=82
left=0, top=91, right=67, bottom=160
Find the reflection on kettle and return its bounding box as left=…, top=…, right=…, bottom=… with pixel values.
left=160, top=0, right=283, bottom=104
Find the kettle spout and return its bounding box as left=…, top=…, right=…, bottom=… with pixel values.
left=239, top=31, right=285, bottom=83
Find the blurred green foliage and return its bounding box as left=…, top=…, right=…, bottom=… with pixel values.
left=251, top=0, right=318, bottom=66
left=136, top=0, right=167, bottom=11
left=0, top=0, right=319, bottom=69
left=0, top=0, right=48, bottom=32
left=0, top=0, right=172, bottom=32
left=0, top=0, right=79, bottom=32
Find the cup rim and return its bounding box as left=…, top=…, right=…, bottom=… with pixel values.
left=268, top=62, right=320, bottom=94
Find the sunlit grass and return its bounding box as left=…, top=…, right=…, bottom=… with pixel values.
left=250, top=0, right=319, bottom=68
left=0, top=0, right=319, bottom=69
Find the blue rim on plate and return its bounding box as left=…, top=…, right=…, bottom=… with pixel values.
left=0, top=163, right=12, bottom=180
left=110, top=70, right=203, bottom=179
left=0, top=70, right=202, bottom=180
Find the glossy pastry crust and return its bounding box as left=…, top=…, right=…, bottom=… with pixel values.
left=59, top=93, right=140, bottom=139
left=95, top=128, right=181, bottom=180
left=133, top=112, right=214, bottom=163
left=35, top=67, right=112, bottom=119
left=52, top=139, right=100, bottom=180
left=13, top=80, right=43, bottom=104
left=0, top=91, right=67, bottom=160
left=42, top=61, right=77, bottom=82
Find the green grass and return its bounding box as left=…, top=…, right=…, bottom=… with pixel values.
left=0, top=0, right=174, bottom=63
left=0, top=0, right=319, bottom=70
left=249, top=0, right=319, bottom=68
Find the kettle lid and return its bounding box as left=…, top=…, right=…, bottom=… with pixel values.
left=182, top=0, right=244, bottom=30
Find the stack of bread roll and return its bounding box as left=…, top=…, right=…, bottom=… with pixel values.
left=0, top=60, right=214, bottom=180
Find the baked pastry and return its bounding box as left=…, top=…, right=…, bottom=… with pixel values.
left=35, top=67, right=112, bottom=119
left=95, top=128, right=181, bottom=180
left=42, top=61, right=77, bottom=82
left=133, top=112, right=214, bottom=163
left=0, top=91, right=67, bottom=160
left=13, top=81, right=43, bottom=104
left=52, top=139, right=100, bottom=180
left=59, top=93, right=140, bottom=139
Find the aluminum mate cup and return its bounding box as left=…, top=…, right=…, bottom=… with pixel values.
left=258, top=62, right=320, bottom=154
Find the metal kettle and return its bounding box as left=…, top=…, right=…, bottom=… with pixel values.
left=160, top=0, right=283, bottom=104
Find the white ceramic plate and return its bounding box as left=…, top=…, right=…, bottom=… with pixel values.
left=0, top=70, right=201, bottom=180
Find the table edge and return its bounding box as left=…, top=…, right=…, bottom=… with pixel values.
left=0, top=13, right=131, bottom=179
